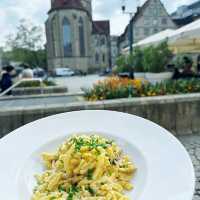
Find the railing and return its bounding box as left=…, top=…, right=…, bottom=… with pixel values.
left=0, top=78, right=43, bottom=97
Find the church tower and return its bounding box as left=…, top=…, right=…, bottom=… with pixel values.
left=81, top=0, right=92, bottom=16
left=45, top=0, right=93, bottom=73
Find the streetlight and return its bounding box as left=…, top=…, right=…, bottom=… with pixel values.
left=121, top=0, right=135, bottom=79
left=121, top=0, right=134, bottom=54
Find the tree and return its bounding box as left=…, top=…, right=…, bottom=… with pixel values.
left=143, top=42, right=172, bottom=73
left=4, top=19, right=47, bottom=68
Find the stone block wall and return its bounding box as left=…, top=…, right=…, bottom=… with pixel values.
left=12, top=86, right=68, bottom=96
left=1, top=93, right=200, bottom=138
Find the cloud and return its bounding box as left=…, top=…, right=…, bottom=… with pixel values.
left=0, top=0, right=197, bottom=46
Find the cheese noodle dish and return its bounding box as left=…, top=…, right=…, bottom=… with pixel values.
left=32, top=135, right=136, bottom=200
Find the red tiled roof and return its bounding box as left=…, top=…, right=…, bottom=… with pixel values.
left=93, top=20, right=110, bottom=35
left=49, top=0, right=86, bottom=13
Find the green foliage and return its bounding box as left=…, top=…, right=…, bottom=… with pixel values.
left=115, top=42, right=172, bottom=73
left=140, top=79, right=200, bottom=96
left=83, top=77, right=200, bottom=101
left=17, top=80, right=56, bottom=88
left=115, top=55, right=130, bottom=73
left=172, top=54, right=192, bottom=69
left=4, top=19, right=46, bottom=68
left=143, top=42, right=172, bottom=73
left=129, top=48, right=144, bottom=72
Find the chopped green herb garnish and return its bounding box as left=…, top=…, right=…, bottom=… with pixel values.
left=86, top=186, right=96, bottom=195
left=67, top=185, right=79, bottom=200
left=72, top=136, right=113, bottom=152
left=87, top=168, right=94, bottom=180
left=58, top=185, right=66, bottom=192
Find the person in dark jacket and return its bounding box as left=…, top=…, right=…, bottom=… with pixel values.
left=181, top=57, right=195, bottom=79
left=0, top=65, right=14, bottom=95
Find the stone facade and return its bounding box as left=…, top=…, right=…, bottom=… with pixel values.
left=1, top=93, right=200, bottom=137
left=118, top=0, right=177, bottom=52
left=46, top=0, right=111, bottom=73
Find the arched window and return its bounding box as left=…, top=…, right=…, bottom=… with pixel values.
left=95, top=53, right=99, bottom=64
left=102, top=54, right=105, bottom=63
left=63, top=17, right=72, bottom=57
left=52, top=16, right=57, bottom=57
left=79, top=17, right=85, bottom=56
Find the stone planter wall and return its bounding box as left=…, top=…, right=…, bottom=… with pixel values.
left=12, top=86, right=68, bottom=96
left=0, top=93, right=200, bottom=138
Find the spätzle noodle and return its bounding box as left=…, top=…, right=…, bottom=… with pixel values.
left=32, top=135, right=136, bottom=200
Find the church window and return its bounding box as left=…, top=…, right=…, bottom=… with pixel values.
left=101, top=37, right=106, bottom=45
left=52, top=16, right=57, bottom=57
left=102, top=54, right=105, bottom=63
left=95, top=53, right=99, bottom=63
left=63, top=17, right=72, bottom=57
left=79, top=17, right=85, bottom=56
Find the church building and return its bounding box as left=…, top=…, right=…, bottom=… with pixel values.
left=46, top=0, right=111, bottom=73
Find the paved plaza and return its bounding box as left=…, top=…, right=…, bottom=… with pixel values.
left=53, top=75, right=106, bottom=93
left=0, top=75, right=104, bottom=109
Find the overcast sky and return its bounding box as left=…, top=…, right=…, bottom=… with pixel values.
left=0, top=0, right=197, bottom=46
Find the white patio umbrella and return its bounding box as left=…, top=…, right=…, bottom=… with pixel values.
left=168, top=19, right=200, bottom=53
left=123, top=19, right=200, bottom=54
left=122, top=29, right=175, bottom=54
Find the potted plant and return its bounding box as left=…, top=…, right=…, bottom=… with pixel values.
left=143, top=42, right=173, bottom=83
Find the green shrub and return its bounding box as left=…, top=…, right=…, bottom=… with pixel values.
left=143, top=42, right=172, bottom=73
left=43, top=80, right=56, bottom=86
left=140, top=79, right=200, bottom=96
left=129, top=48, right=144, bottom=72
left=172, top=54, right=193, bottom=69
left=115, top=42, right=172, bottom=73
left=115, top=55, right=130, bottom=73
left=83, top=77, right=200, bottom=101
left=17, top=80, right=56, bottom=88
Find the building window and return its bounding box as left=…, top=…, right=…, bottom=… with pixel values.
left=144, top=28, right=150, bottom=36
left=162, top=18, right=167, bottom=25
left=95, top=53, right=99, bottom=64
left=144, top=18, right=149, bottom=25
left=101, top=37, right=105, bottom=45
left=63, top=17, right=72, bottom=57
left=52, top=16, right=57, bottom=57
left=102, top=54, right=105, bottom=63
left=79, top=17, right=85, bottom=56
left=153, top=28, right=158, bottom=33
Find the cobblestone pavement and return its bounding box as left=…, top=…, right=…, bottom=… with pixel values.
left=178, top=135, right=200, bottom=200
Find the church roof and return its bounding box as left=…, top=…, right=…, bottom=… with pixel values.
left=49, top=0, right=86, bottom=13
left=93, top=20, right=110, bottom=35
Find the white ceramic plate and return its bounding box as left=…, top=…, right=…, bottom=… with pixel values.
left=0, top=110, right=195, bottom=200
